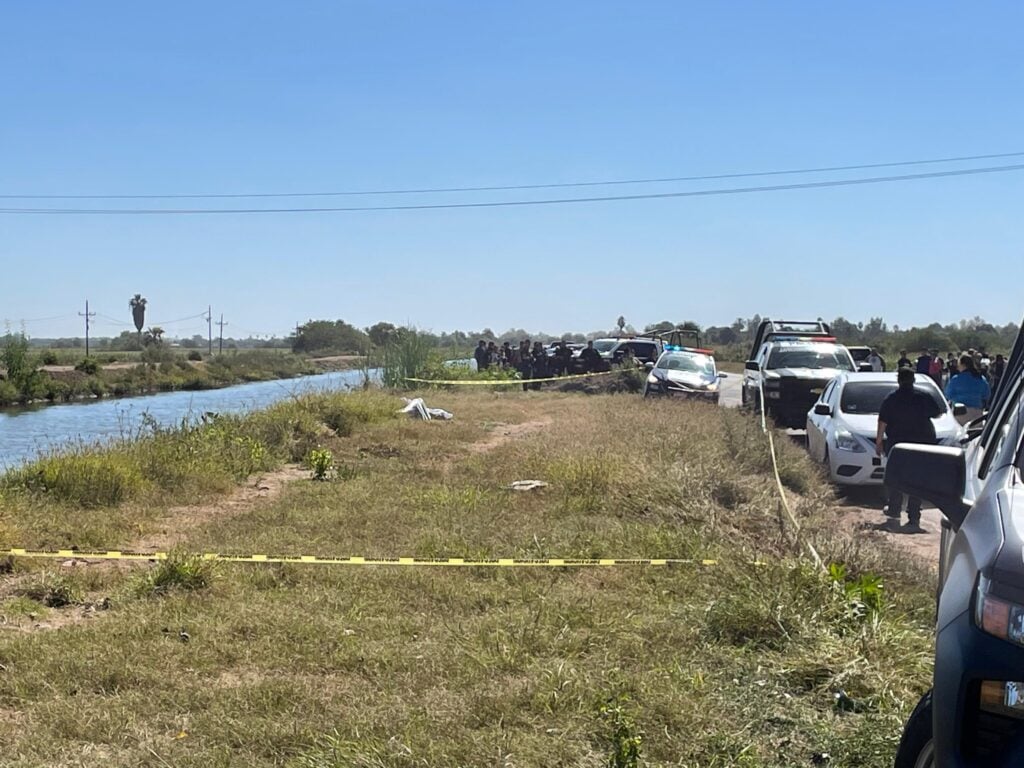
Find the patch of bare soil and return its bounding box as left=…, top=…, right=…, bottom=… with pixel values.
left=467, top=419, right=552, bottom=455
left=833, top=488, right=942, bottom=566
left=133, top=465, right=309, bottom=551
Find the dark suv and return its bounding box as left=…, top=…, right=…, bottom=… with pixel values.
left=887, top=317, right=1024, bottom=766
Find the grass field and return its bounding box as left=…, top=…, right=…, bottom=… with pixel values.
left=0, top=390, right=934, bottom=767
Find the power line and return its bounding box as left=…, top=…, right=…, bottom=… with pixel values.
left=1, top=163, right=1021, bottom=215
left=2, top=150, right=1022, bottom=200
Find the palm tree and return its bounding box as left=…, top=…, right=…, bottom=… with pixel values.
left=130, top=294, right=147, bottom=335
left=143, top=326, right=165, bottom=346
left=617, top=315, right=626, bottom=336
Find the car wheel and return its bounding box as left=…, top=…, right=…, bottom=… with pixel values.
left=741, top=385, right=748, bottom=406
left=894, top=691, right=934, bottom=768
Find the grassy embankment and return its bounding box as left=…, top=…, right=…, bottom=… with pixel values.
left=0, top=350, right=362, bottom=408
left=0, top=389, right=934, bottom=766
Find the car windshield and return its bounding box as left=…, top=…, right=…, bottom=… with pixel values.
left=840, top=382, right=948, bottom=415
left=766, top=344, right=855, bottom=371
left=592, top=341, right=617, bottom=353
left=656, top=352, right=715, bottom=375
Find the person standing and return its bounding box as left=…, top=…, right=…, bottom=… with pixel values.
left=915, top=350, right=932, bottom=375
left=530, top=341, right=549, bottom=390
left=553, top=341, right=573, bottom=376
left=579, top=340, right=602, bottom=373
left=897, top=350, right=912, bottom=369
left=945, top=354, right=991, bottom=425
left=992, top=354, right=1007, bottom=393
left=473, top=340, right=490, bottom=371
left=868, top=348, right=884, bottom=372
left=928, top=349, right=944, bottom=388
left=876, top=368, right=941, bottom=530
left=517, top=340, right=533, bottom=391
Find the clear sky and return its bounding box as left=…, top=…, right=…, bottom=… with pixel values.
left=2, top=1, right=1022, bottom=340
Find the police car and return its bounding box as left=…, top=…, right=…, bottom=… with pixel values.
left=642, top=345, right=726, bottom=403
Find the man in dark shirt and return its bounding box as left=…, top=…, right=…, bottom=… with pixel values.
left=579, top=340, right=602, bottom=373
left=473, top=340, right=489, bottom=371
left=915, top=350, right=932, bottom=375
left=875, top=368, right=941, bottom=530
left=897, top=351, right=912, bottom=369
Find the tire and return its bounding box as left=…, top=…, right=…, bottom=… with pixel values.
left=741, top=385, right=748, bottom=406
left=894, top=691, right=934, bottom=768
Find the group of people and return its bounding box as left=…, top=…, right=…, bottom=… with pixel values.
left=473, top=339, right=604, bottom=389
left=877, top=347, right=1008, bottom=530
left=891, top=348, right=1004, bottom=424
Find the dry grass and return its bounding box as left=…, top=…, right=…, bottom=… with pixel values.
left=0, top=390, right=934, bottom=767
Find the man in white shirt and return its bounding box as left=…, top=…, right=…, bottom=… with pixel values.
left=868, top=349, right=884, bottom=372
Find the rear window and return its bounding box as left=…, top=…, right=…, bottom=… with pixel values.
left=592, top=340, right=617, bottom=353
left=840, top=382, right=947, bottom=415
left=766, top=344, right=855, bottom=372
left=626, top=342, right=658, bottom=357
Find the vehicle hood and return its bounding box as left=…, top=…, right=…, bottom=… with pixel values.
left=654, top=369, right=716, bottom=388
left=765, top=367, right=844, bottom=380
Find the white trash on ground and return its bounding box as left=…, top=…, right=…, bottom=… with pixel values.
left=506, top=480, right=549, bottom=491
left=400, top=397, right=454, bottom=421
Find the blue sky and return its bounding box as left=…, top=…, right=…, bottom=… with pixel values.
left=2, top=1, right=1022, bottom=340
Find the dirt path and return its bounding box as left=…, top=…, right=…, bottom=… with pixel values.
left=467, top=418, right=553, bottom=455
left=133, top=465, right=310, bottom=551
left=832, top=488, right=942, bottom=566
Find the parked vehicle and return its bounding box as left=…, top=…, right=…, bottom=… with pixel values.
left=642, top=346, right=726, bottom=402
left=742, top=320, right=858, bottom=429
left=589, top=337, right=662, bottom=365
left=805, top=372, right=964, bottom=486
left=886, top=317, right=1024, bottom=766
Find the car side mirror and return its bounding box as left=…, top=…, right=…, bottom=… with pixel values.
left=718, top=372, right=728, bottom=379
left=813, top=404, right=832, bottom=416
left=744, top=361, right=760, bottom=372
left=857, top=362, right=874, bottom=372
left=953, top=403, right=967, bottom=417
left=644, top=362, right=654, bottom=370
left=885, top=444, right=969, bottom=530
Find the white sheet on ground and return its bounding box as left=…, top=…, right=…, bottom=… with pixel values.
left=400, top=397, right=454, bottom=421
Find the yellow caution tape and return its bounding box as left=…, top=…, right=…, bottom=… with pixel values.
left=2, top=548, right=759, bottom=568
left=404, top=370, right=618, bottom=386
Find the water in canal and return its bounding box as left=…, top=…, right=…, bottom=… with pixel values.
left=0, top=369, right=372, bottom=469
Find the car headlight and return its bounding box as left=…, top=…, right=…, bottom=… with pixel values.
left=834, top=427, right=865, bottom=453
left=647, top=374, right=659, bottom=384
left=976, top=577, right=1024, bottom=646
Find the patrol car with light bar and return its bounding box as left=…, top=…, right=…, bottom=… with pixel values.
left=642, top=344, right=726, bottom=402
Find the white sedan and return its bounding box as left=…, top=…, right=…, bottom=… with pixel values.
left=806, top=372, right=964, bottom=486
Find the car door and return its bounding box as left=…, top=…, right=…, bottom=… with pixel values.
left=806, top=380, right=836, bottom=461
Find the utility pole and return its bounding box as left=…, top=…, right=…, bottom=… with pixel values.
left=217, top=313, right=228, bottom=355
left=78, top=300, right=96, bottom=357
left=205, top=306, right=213, bottom=356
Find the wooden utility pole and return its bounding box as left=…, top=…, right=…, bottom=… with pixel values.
left=217, top=314, right=228, bottom=354
left=78, top=300, right=96, bottom=357
left=205, top=306, right=213, bottom=356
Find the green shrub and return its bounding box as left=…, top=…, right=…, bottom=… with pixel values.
left=0, top=380, right=19, bottom=406
left=139, top=551, right=215, bottom=596
left=187, top=350, right=203, bottom=361
left=40, top=351, right=59, bottom=366
left=4, top=453, right=147, bottom=507
left=74, top=358, right=100, bottom=375
left=306, top=448, right=335, bottom=481
left=19, top=573, right=82, bottom=608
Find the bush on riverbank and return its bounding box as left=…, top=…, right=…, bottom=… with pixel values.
left=1, top=390, right=398, bottom=510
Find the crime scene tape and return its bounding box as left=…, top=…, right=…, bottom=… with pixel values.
left=404, top=370, right=617, bottom=386
left=2, top=548, right=756, bottom=567
left=755, top=377, right=825, bottom=570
